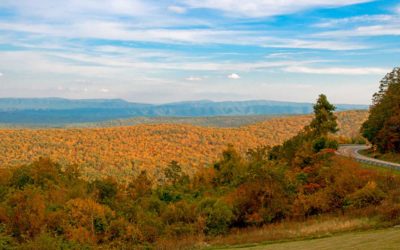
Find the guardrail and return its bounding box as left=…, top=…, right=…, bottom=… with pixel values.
left=337, top=144, right=400, bottom=171
left=353, top=157, right=400, bottom=171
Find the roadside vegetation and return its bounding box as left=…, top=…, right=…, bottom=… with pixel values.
left=0, top=94, right=398, bottom=249
left=362, top=67, right=400, bottom=160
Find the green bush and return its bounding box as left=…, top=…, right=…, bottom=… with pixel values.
left=198, top=198, right=233, bottom=235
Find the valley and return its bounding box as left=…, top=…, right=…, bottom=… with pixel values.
left=0, top=110, right=367, bottom=181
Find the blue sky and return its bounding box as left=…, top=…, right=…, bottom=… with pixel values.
left=0, top=0, right=399, bottom=104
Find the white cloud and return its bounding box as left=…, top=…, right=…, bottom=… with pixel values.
left=263, top=38, right=366, bottom=50
left=314, top=15, right=394, bottom=28
left=0, top=21, right=367, bottom=50
left=0, top=0, right=155, bottom=19
left=168, top=5, right=187, bottom=14
left=185, top=76, right=202, bottom=81
left=0, top=72, right=3, bottom=77
left=183, top=0, right=373, bottom=18
left=284, top=66, right=389, bottom=75
left=317, top=25, right=400, bottom=37
left=99, top=88, right=110, bottom=93
left=227, top=73, right=240, bottom=79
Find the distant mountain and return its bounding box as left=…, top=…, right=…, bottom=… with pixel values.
left=0, top=98, right=150, bottom=111
left=0, top=98, right=368, bottom=126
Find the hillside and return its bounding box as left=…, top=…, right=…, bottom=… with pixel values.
left=0, top=110, right=368, bottom=180
left=67, top=115, right=279, bottom=128
left=0, top=98, right=368, bottom=126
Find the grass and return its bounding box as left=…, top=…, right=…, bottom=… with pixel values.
left=360, top=162, right=400, bottom=175
left=206, top=215, right=379, bottom=249
left=359, top=149, right=400, bottom=165
left=216, top=227, right=400, bottom=250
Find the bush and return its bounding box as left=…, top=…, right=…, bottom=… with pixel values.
left=198, top=199, right=233, bottom=236
left=347, top=181, right=386, bottom=208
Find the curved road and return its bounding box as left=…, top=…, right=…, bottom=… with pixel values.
left=337, top=145, right=400, bottom=171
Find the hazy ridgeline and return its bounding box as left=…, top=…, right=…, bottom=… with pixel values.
left=0, top=98, right=368, bottom=127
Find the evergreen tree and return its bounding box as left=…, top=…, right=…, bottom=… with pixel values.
left=269, top=94, right=338, bottom=165
left=308, top=94, right=338, bottom=136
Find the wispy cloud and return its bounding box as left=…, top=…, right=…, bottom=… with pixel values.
left=183, top=0, right=373, bottom=17
left=317, top=25, right=400, bottom=37
left=0, top=0, right=394, bottom=104
left=0, top=0, right=156, bottom=19
left=99, top=88, right=110, bottom=93
left=314, top=15, right=394, bottom=28
left=168, top=5, right=187, bottom=14
left=185, top=76, right=203, bottom=81
left=284, top=66, right=389, bottom=75
left=0, top=21, right=366, bottom=50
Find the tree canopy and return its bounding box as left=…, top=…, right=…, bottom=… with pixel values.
left=269, top=94, right=338, bottom=165
left=362, top=67, right=400, bottom=152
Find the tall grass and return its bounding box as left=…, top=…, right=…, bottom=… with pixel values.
left=207, top=215, right=377, bottom=248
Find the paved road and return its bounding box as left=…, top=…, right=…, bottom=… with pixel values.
left=337, top=145, right=400, bottom=171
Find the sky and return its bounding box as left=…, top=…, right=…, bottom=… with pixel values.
left=0, top=0, right=399, bottom=104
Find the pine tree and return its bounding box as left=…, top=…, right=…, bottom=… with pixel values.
left=308, top=94, right=338, bottom=136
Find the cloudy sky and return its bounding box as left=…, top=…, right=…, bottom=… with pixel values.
left=0, top=0, right=399, bottom=104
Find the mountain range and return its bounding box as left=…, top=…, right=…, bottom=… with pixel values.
left=0, top=98, right=369, bottom=126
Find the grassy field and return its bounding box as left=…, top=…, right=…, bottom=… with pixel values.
left=213, top=227, right=400, bottom=250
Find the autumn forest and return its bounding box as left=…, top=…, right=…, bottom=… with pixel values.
left=0, top=69, right=400, bottom=249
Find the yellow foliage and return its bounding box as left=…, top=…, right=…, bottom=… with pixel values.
left=0, top=111, right=368, bottom=181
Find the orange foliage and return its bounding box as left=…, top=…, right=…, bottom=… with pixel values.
left=0, top=111, right=367, bottom=180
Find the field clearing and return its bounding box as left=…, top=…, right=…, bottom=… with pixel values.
left=215, top=227, right=400, bottom=250
left=0, top=111, right=368, bottom=180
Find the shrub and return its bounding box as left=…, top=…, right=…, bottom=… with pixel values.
left=197, top=198, right=233, bottom=235
left=347, top=181, right=386, bottom=208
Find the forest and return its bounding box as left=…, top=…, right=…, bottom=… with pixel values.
left=0, top=110, right=367, bottom=182
left=0, top=94, right=398, bottom=249
left=362, top=68, right=400, bottom=163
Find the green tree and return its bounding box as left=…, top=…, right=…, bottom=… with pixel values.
left=213, top=145, right=245, bottom=185
left=308, top=94, right=338, bottom=136
left=269, top=94, right=338, bottom=164
left=164, top=160, right=182, bottom=185
left=362, top=67, right=400, bottom=152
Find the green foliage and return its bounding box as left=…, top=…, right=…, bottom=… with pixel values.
left=0, top=94, right=399, bottom=249
left=198, top=198, right=233, bottom=235
left=213, top=145, right=246, bottom=185
left=269, top=94, right=338, bottom=166
left=347, top=181, right=386, bottom=209
left=309, top=94, right=338, bottom=136
left=362, top=67, right=400, bottom=152
left=10, top=166, right=34, bottom=190
left=93, top=178, right=117, bottom=205
left=312, top=137, right=338, bottom=152
left=164, top=160, right=182, bottom=185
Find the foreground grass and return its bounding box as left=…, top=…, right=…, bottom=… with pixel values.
left=206, top=215, right=379, bottom=249
left=214, top=227, right=400, bottom=250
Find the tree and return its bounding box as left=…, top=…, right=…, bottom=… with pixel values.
left=213, top=145, right=245, bottom=185
left=269, top=94, right=338, bottom=164
left=362, top=67, right=400, bottom=152
left=308, top=94, right=338, bottom=136
left=164, top=161, right=182, bottom=185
